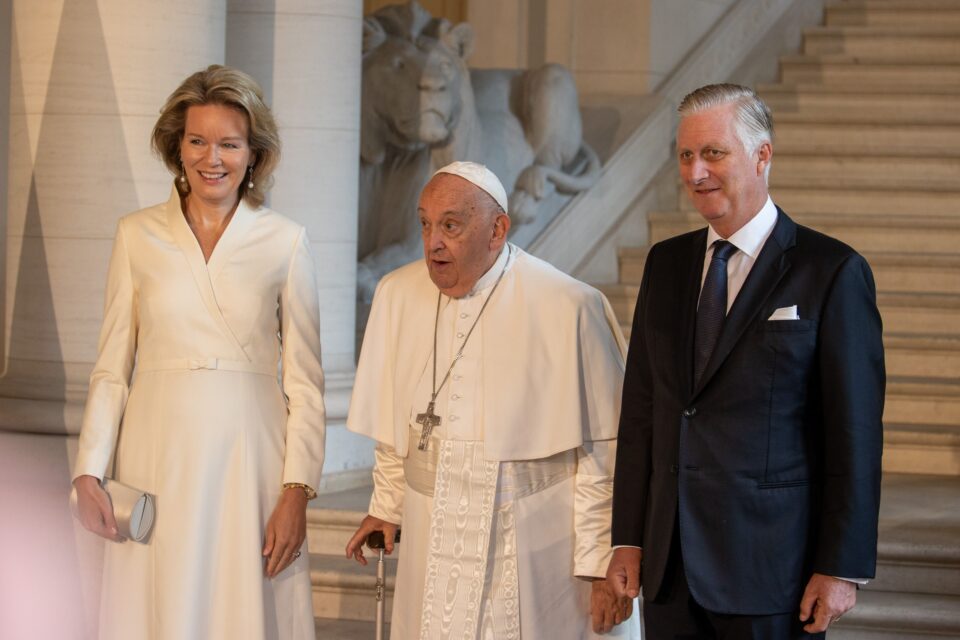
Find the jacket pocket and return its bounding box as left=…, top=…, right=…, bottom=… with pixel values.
left=759, top=319, right=817, bottom=333
left=757, top=479, right=811, bottom=489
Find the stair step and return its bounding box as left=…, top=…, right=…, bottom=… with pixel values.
left=770, top=187, right=960, bottom=217
left=619, top=248, right=960, bottom=295
left=648, top=211, right=960, bottom=254
left=310, top=553, right=396, bottom=622
left=314, top=617, right=388, bottom=640
left=602, top=282, right=960, bottom=338
left=884, top=333, right=960, bottom=378
left=307, top=507, right=364, bottom=558
left=780, top=54, right=960, bottom=85
left=872, top=539, right=960, bottom=596
left=884, top=423, right=960, bottom=475
left=804, top=25, right=960, bottom=57
left=307, top=485, right=383, bottom=557
left=760, top=83, right=960, bottom=125
left=614, top=310, right=960, bottom=377
left=831, top=590, right=960, bottom=638
left=678, top=183, right=960, bottom=217
left=771, top=154, right=960, bottom=192
left=879, top=292, right=960, bottom=336
left=885, top=376, right=960, bottom=427
left=776, top=123, right=960, bottom=157
left=869, top=253, right=960, bottom=295
left=827, top=3, right=960, bottom=29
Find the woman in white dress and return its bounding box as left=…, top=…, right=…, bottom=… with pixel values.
left=71, top=65, right=325, bottom=639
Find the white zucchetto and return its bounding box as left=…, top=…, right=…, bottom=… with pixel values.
left=432, top=161, right=509, bottom=214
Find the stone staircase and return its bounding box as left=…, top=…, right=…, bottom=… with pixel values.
left=602, top=0, right=960, bottom=480
left=599, top=0, right=960, bottom=637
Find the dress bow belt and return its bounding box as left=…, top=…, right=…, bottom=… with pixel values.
left=137, top=358, right=277, bottom=377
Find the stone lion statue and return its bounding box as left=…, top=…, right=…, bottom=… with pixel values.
left=358, top=1, right=600, bottom=300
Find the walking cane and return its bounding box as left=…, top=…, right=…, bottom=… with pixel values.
left=366, top=529, right=400, bottom=640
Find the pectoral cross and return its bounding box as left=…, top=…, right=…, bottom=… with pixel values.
left=415, top=401, right=441, bottom=450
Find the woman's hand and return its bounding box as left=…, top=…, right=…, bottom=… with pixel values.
left=263, top=487, right=308, bottom=578
left=73, top=475, right=125, bottom=542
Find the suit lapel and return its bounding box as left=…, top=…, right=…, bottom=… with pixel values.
left=681, top=230, right=708, bottom=399
left=692, top=209, right=797, bottom=397
left=165, top=190, right=250, bottom=360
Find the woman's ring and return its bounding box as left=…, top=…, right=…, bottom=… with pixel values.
left=293, top=550, right=301, bottom=559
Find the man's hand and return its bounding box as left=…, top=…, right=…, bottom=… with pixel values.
left=345, top=515, right=399, bottom=566
left=73, top=475, right=125, bottom=542
left=798, top=573, right=857, bottom=633
left=590, top=578, right=633, bottom=633
left=262, top=486, right=308, bottom=578
left=606, top=547, right=643, bottom=599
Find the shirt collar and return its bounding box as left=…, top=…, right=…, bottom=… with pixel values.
left=467, top=243, right=512, bottom=297
left=439, top=243, right=513, bottom=307
left=706, top=196, right=777, bottom=260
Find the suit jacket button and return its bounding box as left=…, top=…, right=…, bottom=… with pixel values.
left=683, top=407, right=697, bottom=418
left=670, top=465, right=679, bottom=474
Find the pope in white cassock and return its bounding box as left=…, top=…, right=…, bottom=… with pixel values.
left=346, top=161, right=641, bottom=639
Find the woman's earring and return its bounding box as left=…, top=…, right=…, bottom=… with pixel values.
left=247, top=166, right=255, bottom=190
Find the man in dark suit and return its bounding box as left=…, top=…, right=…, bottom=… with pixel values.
left=606, top=84, right=885, bottom=639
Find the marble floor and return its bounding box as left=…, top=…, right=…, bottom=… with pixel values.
left=1, top=429, right=957, bottom=640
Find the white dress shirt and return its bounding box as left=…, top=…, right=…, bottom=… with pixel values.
left=699, top=196, right=778, bottom=310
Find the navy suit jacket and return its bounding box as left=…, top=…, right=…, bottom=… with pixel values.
left=611, top=208, right=885, bottom=615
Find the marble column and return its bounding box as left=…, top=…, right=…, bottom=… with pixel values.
left=227, top=0, right=372, bottom=489
left=1, top=0, right=226, bottom=433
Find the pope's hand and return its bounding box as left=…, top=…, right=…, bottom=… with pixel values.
left=606, top=546, right=642, bottom=599
left=345, top=515, right=399, bottom=566
left=262, top=486, right=307, bottom=578
left=590, top=578, right=633, bottom=633
left=73, top=475, right=125, bottom=542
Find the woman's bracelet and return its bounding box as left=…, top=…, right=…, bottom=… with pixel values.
left=282, top=482, right=317, bottom=500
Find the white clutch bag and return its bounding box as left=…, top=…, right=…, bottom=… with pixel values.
left=70, top=478, right=156, bottom=543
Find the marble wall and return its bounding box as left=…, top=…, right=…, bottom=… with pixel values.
left=1, top=1, right=371, bottom=487
left=2, top=0, right=228, bottom=426
left=1, top=2, right=366, bottom=637
left=468, top=0, right=738, bottom=94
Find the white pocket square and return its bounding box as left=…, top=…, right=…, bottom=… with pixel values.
left=768, top=305, right=799, bottom=321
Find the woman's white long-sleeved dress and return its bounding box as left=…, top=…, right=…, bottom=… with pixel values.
left=73, top=189, right=325, bottom=639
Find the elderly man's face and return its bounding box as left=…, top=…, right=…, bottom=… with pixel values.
left=418, top=174, right=509, bottom=298
left=677, top=103, right=771, bottom=238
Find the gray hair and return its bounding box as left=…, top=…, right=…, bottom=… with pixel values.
left=678, top=83, right=773, bottom=181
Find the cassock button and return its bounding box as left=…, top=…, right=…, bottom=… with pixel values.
left=453, top=374, right=462, bottom=381
left=451, top=394, right=460, bottom=401
left=460, top=313, right=469, bottom=319
left=683, top=407, right=697, bottom=418
left=670, top=465, right=679, bottom=475
left=449, top=415, right=459, bottom=421
left=457, top=332, right=465, bottom=339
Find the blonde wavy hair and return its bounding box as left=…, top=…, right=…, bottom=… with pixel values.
left=151, top=65, right=280, bottom=208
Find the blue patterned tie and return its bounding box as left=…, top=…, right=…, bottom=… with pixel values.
left=694, top=240, right=738, bottom=385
